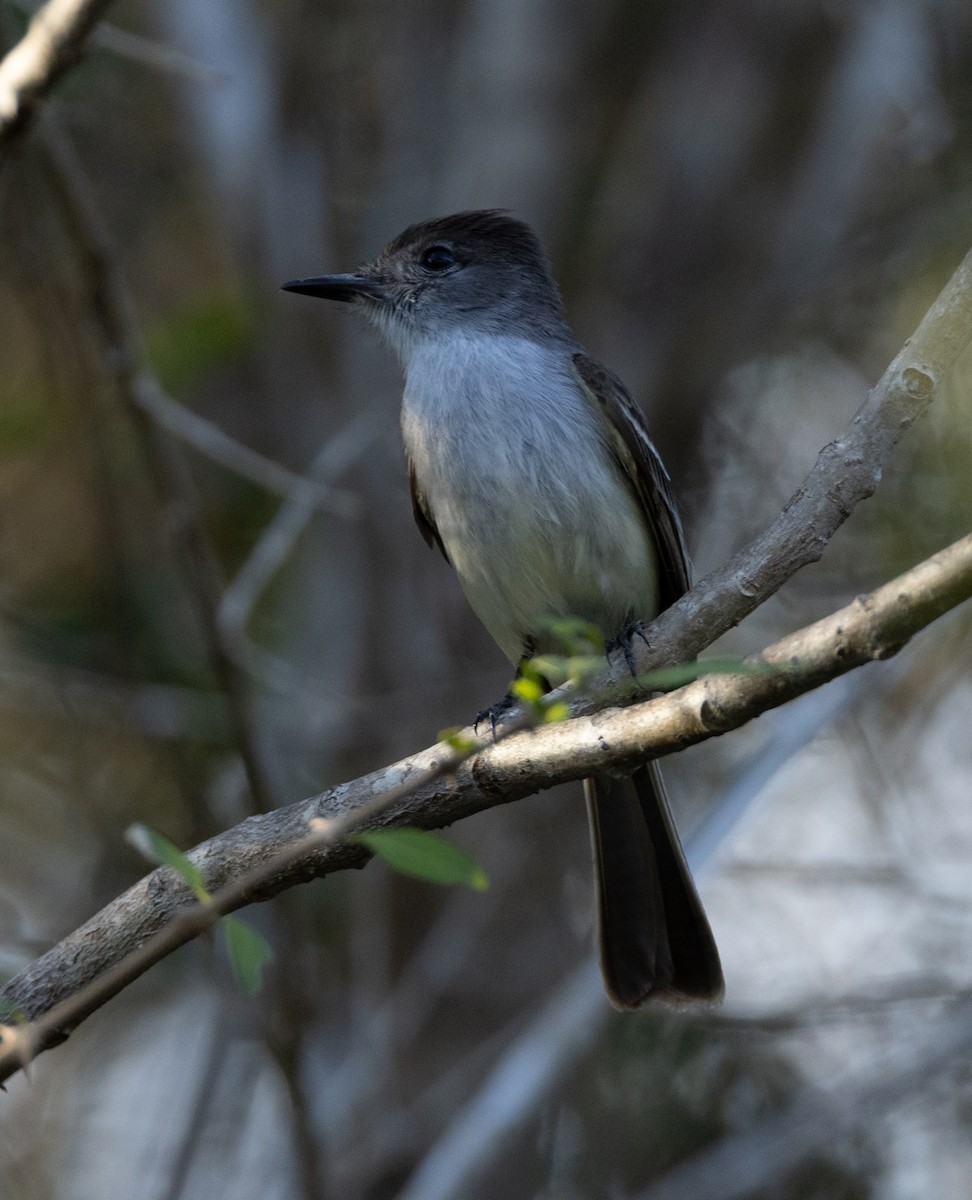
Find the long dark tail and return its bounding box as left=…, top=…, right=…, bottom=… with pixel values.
left=585, top=764, right=723, bottom=1007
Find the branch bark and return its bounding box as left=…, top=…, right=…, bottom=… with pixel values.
left=0, top=0, right=113, bottom=144
left=2, top=531, right=971, bottom=1083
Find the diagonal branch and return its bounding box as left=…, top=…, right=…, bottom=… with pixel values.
left=132, top=372, right=358, bottom=518
left=0, top=0, right=114, bottom=144
left=570, top=243, right=972, bottom=704
left=2, top=531, right=970, bottom=1084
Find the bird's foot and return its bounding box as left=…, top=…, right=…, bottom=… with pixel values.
left=606, top=619, right=650, bottom=677
left=474, top=692, right=517, bottom=737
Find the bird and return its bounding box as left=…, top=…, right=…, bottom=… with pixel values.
left=282, top=209, right=723, bottom=1006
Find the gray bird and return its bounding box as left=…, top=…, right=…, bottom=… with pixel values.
left=283, top=210, right=723, bottom=1006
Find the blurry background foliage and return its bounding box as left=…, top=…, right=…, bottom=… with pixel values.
left=2, top=2, right=972, bottom=1199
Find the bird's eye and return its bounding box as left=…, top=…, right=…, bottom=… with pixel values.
left=420, top=244, right=456, bottom=272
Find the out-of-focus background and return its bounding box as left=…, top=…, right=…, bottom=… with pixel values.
left=2, top=1, right=972, bottom=1197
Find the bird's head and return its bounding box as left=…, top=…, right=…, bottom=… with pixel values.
left=282, top=210, right=569, bottom=359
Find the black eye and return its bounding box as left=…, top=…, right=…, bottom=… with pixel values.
left=420, top=244, right=456, bottom=272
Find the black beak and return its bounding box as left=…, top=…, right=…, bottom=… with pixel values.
left=280, top=273, right=381, bottom=302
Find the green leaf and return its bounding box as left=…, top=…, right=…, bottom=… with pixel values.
left=355, top=828, right=488, bottom=891
left=633, top=657, right=763, bottom=691
left=543, top=701, right=571, bottom=724
left=527, top=654, right=570, bottom=687
left=531, top=653, right=603, bottom=686
left=567, top=654, right=604, bottom=679
left=511, top=676, right=544, bottom=705
left=535, top=616, right=606, bottom=656
left=126, top=824, right=209, bottom=903
left=438, top=726, right=481, bottom=755
left=698, top=657, right=773, bottom=675
left=223, top=916, right=273, bottom=993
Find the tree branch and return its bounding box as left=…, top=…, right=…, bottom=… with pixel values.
left=571, top=244, right=972, bottom=700
left=2, top=531, right=970, bottom=1083
left=0, top=0, right=113, bottom=144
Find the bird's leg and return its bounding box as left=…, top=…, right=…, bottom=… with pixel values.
left=473, top=636, right=539, bottom=736
left=473, top=692, right=517, bottom=736
left=606, top=619, right=650, bottom=677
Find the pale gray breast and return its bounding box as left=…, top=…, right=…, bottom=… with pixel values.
left=401, top=334, right=659, bottom=662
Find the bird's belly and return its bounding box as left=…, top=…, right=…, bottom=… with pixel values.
left=401, top=339, right=660, bottom=663
left=433, top=468, right=659, bottom=664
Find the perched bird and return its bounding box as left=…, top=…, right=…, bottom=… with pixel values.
left=283, top=210, right=722, bottom=1006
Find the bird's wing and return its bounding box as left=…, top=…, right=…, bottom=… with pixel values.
left=408, top=455, right=449, bottom=561
left=572, top=352, right=690, bottom=608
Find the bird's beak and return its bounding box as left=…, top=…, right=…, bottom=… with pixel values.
left=280, top=272, right=382, bottom=303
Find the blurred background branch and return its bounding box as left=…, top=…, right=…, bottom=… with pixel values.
left=642, top=988, right=972, bottom=1200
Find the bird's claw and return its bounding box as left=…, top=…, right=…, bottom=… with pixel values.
left=474, top=692, right=517, bottom=737
left=606, top=620, right=650, bottom=677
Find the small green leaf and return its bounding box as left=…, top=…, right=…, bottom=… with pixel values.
left=543, top=701, right=571, bottom=724
left=632, top=657, right=761, bottom=691
left=536, top=616, right=606, bottom=656
left=699, top=657, right=773, bottom=676
left=528, top=655, right=570, bottom=687
left=127, top=824, right=209, bottom=903
left=438, top=727, right=480, bottom=755
left=223, top=916, right=273, bottom=993
left=517, top=655, right=548, bottom=683
left=511, top=676, right=544, bottom=704
left=355, top=828, right=488, bottom=891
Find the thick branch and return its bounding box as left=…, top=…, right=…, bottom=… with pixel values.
left=0, top=0, right=113, bottom=143
left=2, top=532, right=970, bottom=1081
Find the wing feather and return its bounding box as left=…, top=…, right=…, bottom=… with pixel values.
left=572, top=352, right=690, bottom=609
left=408, top=456, right=448, bottom=561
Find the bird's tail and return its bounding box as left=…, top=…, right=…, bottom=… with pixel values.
left=585, top=763, right=723, bottom=1007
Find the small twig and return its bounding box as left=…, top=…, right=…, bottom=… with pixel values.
left=89, top=22, right=230, bottom=85
left=132, top=374, right=358, bottom=518
left=702, top=980, right=972, bottom=1035
left=30, top=113, right=325, bottom=1188
left=218, top=410, right=377, bottom=637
